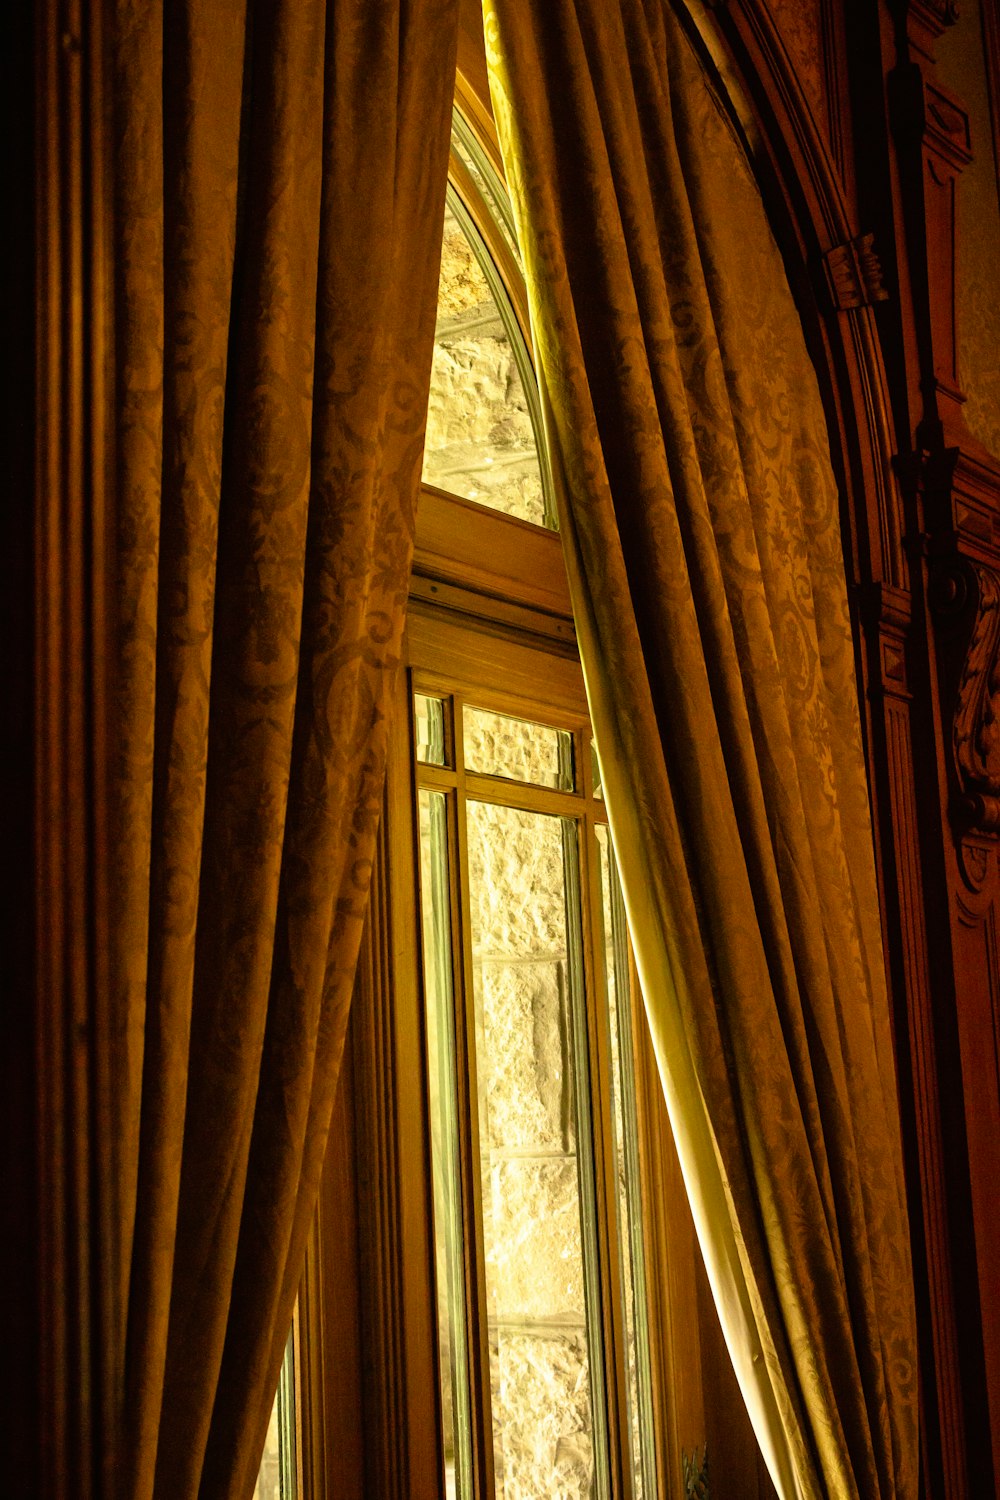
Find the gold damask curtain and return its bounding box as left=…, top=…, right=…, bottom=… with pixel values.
left=485, top=2, right=917, bottom=1497
left=112, top=2, right=456, bottom=1495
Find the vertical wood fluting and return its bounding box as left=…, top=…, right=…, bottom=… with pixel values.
left=35, top=0, right=116, bottom=1494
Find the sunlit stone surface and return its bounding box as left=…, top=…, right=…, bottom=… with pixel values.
left=496, top=1331, right=593, bottom=1499
left=422, top=205, right=546, bottom=526
left=475, top=960, right=574, bottom=1152
left=468, top=803, right=568, bottom=956
left=466, top=798, right=596, bottom=1498
left=464, top=706, right=574, bottom=790
left=487, top=1157, right=585, bottom=1317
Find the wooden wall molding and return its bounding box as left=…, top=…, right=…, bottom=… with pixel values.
left=891, top=0, right=1000, bottom=1470
left=350, top=811, right=412, bottom=1500
left=35, top=0, right=117, bottom=1494
left=982, top=0, right=1000, bottom=205
left=862, top=575, right=973, bottom=1500
left=890, top=61, right=973, bottom=437
left=350, top=725, right=449, bottom=1500
left=908, top=0, right=962, bottom=66
left=954, top=830, right=998, bottom=913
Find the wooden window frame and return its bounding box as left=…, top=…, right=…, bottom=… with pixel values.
left=294, top=486, right=710, bottom=1499
left=292, top=80, right=713, bottom=1499
left=410, top=605, right=630, bottom=1499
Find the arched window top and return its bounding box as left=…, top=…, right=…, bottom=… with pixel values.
left=421, top=113, right=557, bottom=530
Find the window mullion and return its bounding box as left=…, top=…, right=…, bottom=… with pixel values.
left=451, top=697, right=500, bottom=1500
left=575, top=807, right=633, bottom=1500
left=607, top=844, right=659, bottom=1499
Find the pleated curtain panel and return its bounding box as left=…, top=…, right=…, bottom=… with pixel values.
left=485, top=2, right=918, bottom=1497
left=112, top=1, right=457, bottom=1494
left=110, top=0, right=918, bottom=1496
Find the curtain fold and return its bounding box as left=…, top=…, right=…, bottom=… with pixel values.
left=484, top=2, right=918, bottom=1496
left=111, top=3, right=457, bottom=1494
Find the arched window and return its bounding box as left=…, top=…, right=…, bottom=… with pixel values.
left=256, top=107, right=677, bottom=1500
left=422, top=116, right=554, bottom=530
left=411, top=114, right=657, bottom=1500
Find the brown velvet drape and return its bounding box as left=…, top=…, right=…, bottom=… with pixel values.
left=111, top=2, right=456, bottom=1495
left=485, top=2, right=918, bottom=1497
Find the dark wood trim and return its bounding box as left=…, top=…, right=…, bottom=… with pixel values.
left=982, top=0, right=1000, bottom=205
left=2, top=0, right=39, bottom=1492
left=414, top=485, right=574, bottom=625
left=299, top=1022, right=366, bottom=1500
left=34, top=0, right=116, bottom=1494
left=353, top=734, right=446, bottom=1500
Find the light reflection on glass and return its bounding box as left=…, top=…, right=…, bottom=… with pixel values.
left=253, top=1329, right=298, bottom=1500
left=419, top=790, right=474, bottom=1499
left=421, top=197, right=547, bottom=527
left=415, top=693, right=448, bottom=766
left=467, top=800, right=599, bottom=1499
left=596, top=824, right=656, bottom=1499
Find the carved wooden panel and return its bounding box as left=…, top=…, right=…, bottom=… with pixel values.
left=951, top=562, right=1000, bottom=831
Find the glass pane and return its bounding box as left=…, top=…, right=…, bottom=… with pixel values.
left=596, top=825, right=656, bottom=1499
left=419, top=790, right=474, bottom=1499
left=422, top=196, right=547, bottom=527
left=467, top=800, right=604, bottom=1499
left=464, top=706, right=575, bottom=791
left=415, top=693, right=448, bottom=766
left=253, top=1330, right=297, bottom=1500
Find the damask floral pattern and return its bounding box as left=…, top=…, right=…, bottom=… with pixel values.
left=486, top=2, right=917, bottom=1497
left=111, top=3, right=457, bottom=1495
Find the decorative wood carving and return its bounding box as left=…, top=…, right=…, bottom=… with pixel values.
left=931, top=560, right=1000, bottom=835
left=823, top=231, right=891, bottom=309
left=956, top=833, right=997, bottom=914
left=933, top=546, right=1000, bottom=1488
left=909, top=0, right=962, bottom=63
left=915, top=0, right=962, bottom=29
left=953, top=564, right=1000, bottom=830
